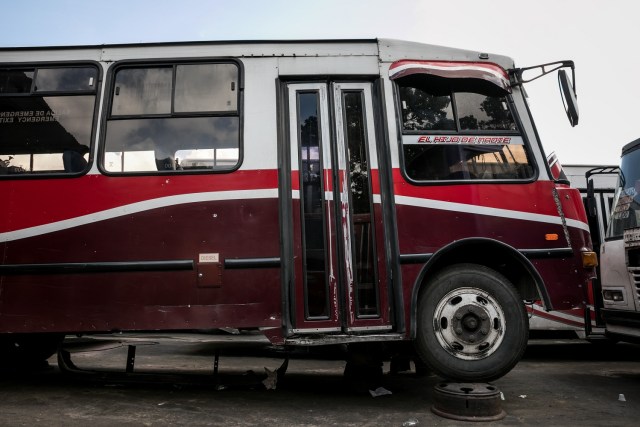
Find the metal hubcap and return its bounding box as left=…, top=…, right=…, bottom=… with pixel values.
left=452, top=305, right=491, bottom=343
left=433, top=287, right=506, bottom=360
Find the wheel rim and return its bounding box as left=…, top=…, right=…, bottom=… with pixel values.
left=432, top=287, right=506, bottom=360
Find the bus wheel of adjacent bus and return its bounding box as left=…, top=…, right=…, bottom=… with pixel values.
left=415, top=263, right=528, bottom=382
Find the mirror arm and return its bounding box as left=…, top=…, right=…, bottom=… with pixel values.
left=509, top=60, right=575, bottom=87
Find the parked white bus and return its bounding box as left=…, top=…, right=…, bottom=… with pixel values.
left=594, top=138, right=640, bottom=341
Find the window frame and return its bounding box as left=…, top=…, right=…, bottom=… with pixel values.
left=99, top=58, right=244, bottom=177
left=393, top=75, right=537, bottom=185
left=0, top=61, right=101, bottom=179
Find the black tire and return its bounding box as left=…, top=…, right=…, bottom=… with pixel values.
left=0, top=334, right=63, bottom=368
left=415, top=263, right=528, bottom=382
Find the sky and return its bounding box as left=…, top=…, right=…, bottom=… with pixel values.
left=1, top=0, right=637, bottom=166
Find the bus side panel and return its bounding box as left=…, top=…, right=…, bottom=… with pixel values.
left=394, top=178, right=570, bottom=251
left=0, top=271, right=280, bottom=333
left=393, top=177, right=589, bottom=321
left=0, top=175, right=282, bottom=334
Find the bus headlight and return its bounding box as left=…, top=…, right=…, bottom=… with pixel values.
left=603, top=290, right=624, bottom=302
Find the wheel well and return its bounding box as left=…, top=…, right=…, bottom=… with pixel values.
left=411, top=239, right=545, bottom=336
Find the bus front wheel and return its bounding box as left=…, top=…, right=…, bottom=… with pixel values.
left=415, top=263, right=528, bottom=382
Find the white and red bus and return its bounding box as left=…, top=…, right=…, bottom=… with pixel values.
left=0, top=39, right=595, bottom=381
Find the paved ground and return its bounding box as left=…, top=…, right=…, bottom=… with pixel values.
left=0, top=336, right=638, bottom=426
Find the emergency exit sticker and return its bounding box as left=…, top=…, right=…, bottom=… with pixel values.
left=199, top=253, right=220, bottom=263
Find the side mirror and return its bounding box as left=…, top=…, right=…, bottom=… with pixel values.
left=558, top=69, right=579, bottom=127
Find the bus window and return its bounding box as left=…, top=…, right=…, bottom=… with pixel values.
left=398, top=84, right=455, bottom=131
left=34, top=68, right=97, bottom=92
left=0, top=69, right=34, bottom=93
left=104, top=62, right=240, bottom=173
left=0, top=66, right=96, bottom=175
left=396, top=75, right=533, bottom=182
left=456, top=92, right=516, bottom=131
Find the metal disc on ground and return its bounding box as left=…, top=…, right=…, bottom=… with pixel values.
left=431, top=382, right=506, bottom=421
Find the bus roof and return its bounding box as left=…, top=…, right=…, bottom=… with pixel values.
left=621, top=138, right=640, bottom=157
left=0, top=38, right=515, bottom=70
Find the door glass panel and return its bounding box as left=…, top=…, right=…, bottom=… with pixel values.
left=343, top=91, right=379, bottom=317
left=287, top=82, right=390, bottom=332
left=298, top=92, right=329, bottom=319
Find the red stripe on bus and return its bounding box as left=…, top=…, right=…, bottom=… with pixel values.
left=1, top=169, right=279, bottom=232
left=391, top=169, right=577, bottom=219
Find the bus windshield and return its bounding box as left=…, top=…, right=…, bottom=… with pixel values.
left=395, top=73, right=533, bottom=181
left=607, top=145, right=640, bottom=238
